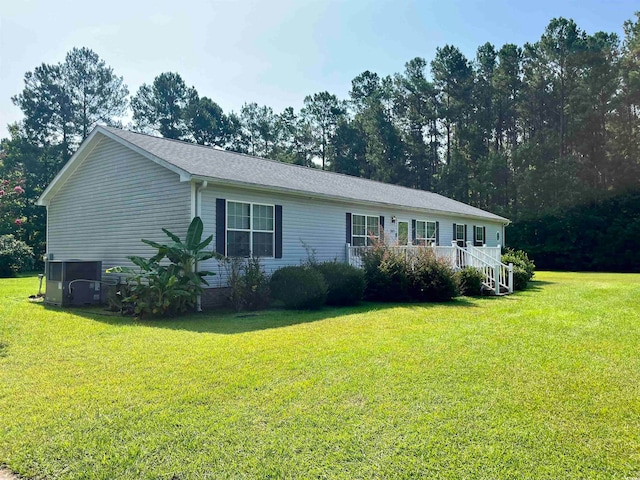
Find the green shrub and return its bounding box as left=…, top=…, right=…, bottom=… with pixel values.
left=270, top=266, right=327, bottom=310
left=0, top=234, right=34, bottom=278
left=361, top=244, right=411, bottom=302
left=361, top=243, right=458, bottom=302
left=243, top=257, right=270, bottom=310
left=315, top=261, right=365, bottom=306
left=407, top=248, right=459, bottom=302
left=502, top=248, right=535, bottom=291
left=223, top=256, right=271, bottom=311
left=106, top=217, right=215, bottom=317
left=456, top=266, right=485, bottom=296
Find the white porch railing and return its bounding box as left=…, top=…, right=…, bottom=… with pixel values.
left=345, top=241, right=513, bottom=295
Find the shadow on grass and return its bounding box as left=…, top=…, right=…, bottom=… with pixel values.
left=526, top=280, right=555, bottom=292
left=32, top=296, right=480, bottom=335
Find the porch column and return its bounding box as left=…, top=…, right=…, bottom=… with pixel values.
left=508, top=263, right=514, bottom=293
left=451, top=241, right=458, bottom=268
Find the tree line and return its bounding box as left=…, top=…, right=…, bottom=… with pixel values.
left=1, top=14, right=639, bottom=269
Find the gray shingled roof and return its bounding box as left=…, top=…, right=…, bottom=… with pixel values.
left=102, top=126, right=509, bottom=222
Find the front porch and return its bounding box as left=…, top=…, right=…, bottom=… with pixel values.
left=346, top=241, right=514, bottom=295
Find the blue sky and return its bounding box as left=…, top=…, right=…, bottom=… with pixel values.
left=0, top=0, right=636, bottom=138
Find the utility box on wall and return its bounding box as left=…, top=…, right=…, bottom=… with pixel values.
left=45, top=260, right=103, bottom=307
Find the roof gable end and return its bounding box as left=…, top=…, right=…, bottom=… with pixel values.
left=37, top=126, right=191, bottom=206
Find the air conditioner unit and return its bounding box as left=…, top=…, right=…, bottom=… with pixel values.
left=45, top=260, right=103, bottom=307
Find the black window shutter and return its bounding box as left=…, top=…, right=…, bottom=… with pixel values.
left=346, top=213, right=352, bottom=244
left=436, top=221, right=440, bottom=246
left=483, top=226, right=486, bottom=246
left=275, top=205, right=283, bottom=258
left=379, top=215, right=384, bottom=231
left=473, top=224, right=477, bottom=246
left=464, top=224, right=468, bottom=244
left=215, top=198, right=226, bottom=255
left=411, top=219, right=417, bottom=244
left=453, top=223, right=457, bottom=241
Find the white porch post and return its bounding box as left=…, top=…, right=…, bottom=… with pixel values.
left=346, top=243, right=351, bottom=266
left=466, top=240, right=473, bottom=268
left=508, top=263, right=514, bottom=293
left=451, top=240, right=458, bottom=268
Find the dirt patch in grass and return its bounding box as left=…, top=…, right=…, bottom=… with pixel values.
left=0, top=467, right=19, bottom=480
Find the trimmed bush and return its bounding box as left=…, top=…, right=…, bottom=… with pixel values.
left=270, top=266, right=327, bottom=310
left=0, top=234, right=34, bottom=278
left=407, top=249, right=459, bottom=302
left=315, top=261, right=365, bottom=306
left=502, top=248, right=535, bottom=291
left=456, top=266, right=485, bottom=296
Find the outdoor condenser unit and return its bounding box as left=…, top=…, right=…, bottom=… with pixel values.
left=45, top=260, right=103, bottom=307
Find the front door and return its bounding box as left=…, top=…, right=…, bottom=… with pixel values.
left=398, top=221, right=409, bottom=246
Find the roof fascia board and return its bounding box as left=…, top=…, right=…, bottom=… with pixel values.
left=193, top=176, right=509, bottom=224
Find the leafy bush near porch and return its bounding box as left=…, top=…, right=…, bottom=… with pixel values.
left=502, top=248, right=535, bottom=291
left=456, top=266, right=485, bottom=296
left=362, top=243, right=458, bottom=302
left=106, top=217, right=215, bottom=317
left=270, top=266, right=327, bottom=310
left=314, top=261, right=365, bottom=306
left=0, top=234, right=34, bottom=278
left=223, top=256, right=271, bottom=311
left=361, top=244, right=410, bottom=302
left=407, top=249, right=459, bottom=302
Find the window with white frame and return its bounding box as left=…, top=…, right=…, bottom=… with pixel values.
left=416, top=220, right=437, bottom=245
left=456, top=224, right=466, bottom=242
left=226, top=201, right=274, bottom=257
left=352, top=214, right=379, bottom=247
left=475, top=226, right=485, bottom=245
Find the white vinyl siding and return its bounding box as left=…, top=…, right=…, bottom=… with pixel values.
left=200, top=186, right=505, bottom=287
left=46, top=137, right=191, bottom=273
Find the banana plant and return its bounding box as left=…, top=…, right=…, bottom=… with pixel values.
left=140, top=216, right=217, bottom=286
left=106, top=216, right=219, bottom=316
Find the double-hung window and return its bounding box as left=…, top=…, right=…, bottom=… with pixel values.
left=352, top=214, right=379, bottom=247
left=226, top=201, right=274, bottom=257
left=475, top=226, right=485, bottom=245
left=416, top=220, right=437, bottom=245
left=454, top=223, right=467, bottom=247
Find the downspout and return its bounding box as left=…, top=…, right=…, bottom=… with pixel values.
left=195, top=181, right=208, bottom=312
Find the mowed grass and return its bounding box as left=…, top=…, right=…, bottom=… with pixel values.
left=1, top=272, right=639, bottom=479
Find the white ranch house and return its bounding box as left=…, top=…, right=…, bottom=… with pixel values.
left=38, top=126, right=513, bottom=306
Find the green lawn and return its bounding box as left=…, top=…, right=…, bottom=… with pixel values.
left=1, top=272, right=639, bottom=479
